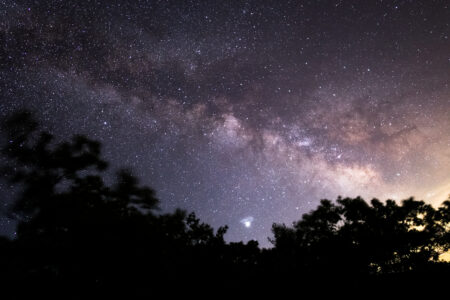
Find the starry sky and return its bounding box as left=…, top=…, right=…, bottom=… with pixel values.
left=1, top=0, right=449, bottom=247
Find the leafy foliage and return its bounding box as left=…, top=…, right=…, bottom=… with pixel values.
left=0, top=111, right=449, bottom=297
left=271, top=196, right=450, bottom=275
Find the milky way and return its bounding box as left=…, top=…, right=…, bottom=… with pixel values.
left=1, top=1, right=449, bottom=246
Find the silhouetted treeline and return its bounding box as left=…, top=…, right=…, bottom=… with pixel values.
left=1, top=111, right=449, bottom=298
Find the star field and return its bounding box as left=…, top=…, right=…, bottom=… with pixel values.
left=1, top=0, right=449, bottom=247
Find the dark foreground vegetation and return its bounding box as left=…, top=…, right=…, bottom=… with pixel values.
left=1, top=111, right=449, bottom=298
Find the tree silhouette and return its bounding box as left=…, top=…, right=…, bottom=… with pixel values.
left=271, top=195, right=450, bottom=279
left=0, top=111, right=231, bottom=297
left=0, top=111, right=449, bottom=297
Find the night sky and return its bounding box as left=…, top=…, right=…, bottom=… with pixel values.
left=1, top=0, right=449, bottom=247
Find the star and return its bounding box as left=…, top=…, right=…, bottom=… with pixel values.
left=240, top=217, right=254, bottom=229
left=0, top=0, right=448, bottom=248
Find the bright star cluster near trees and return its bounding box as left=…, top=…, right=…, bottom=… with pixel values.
left=0, top=1, right=449, bottom=247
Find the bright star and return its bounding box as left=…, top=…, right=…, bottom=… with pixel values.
left=240, top=216, right=254, bottom=228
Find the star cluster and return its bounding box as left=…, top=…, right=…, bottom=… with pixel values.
left=1, top=0, right=449, bottom=246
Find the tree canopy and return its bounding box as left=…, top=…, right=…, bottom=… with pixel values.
left=0, top=111, right=449, bottom=298
left=271, top=196, right=450, bottom=276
